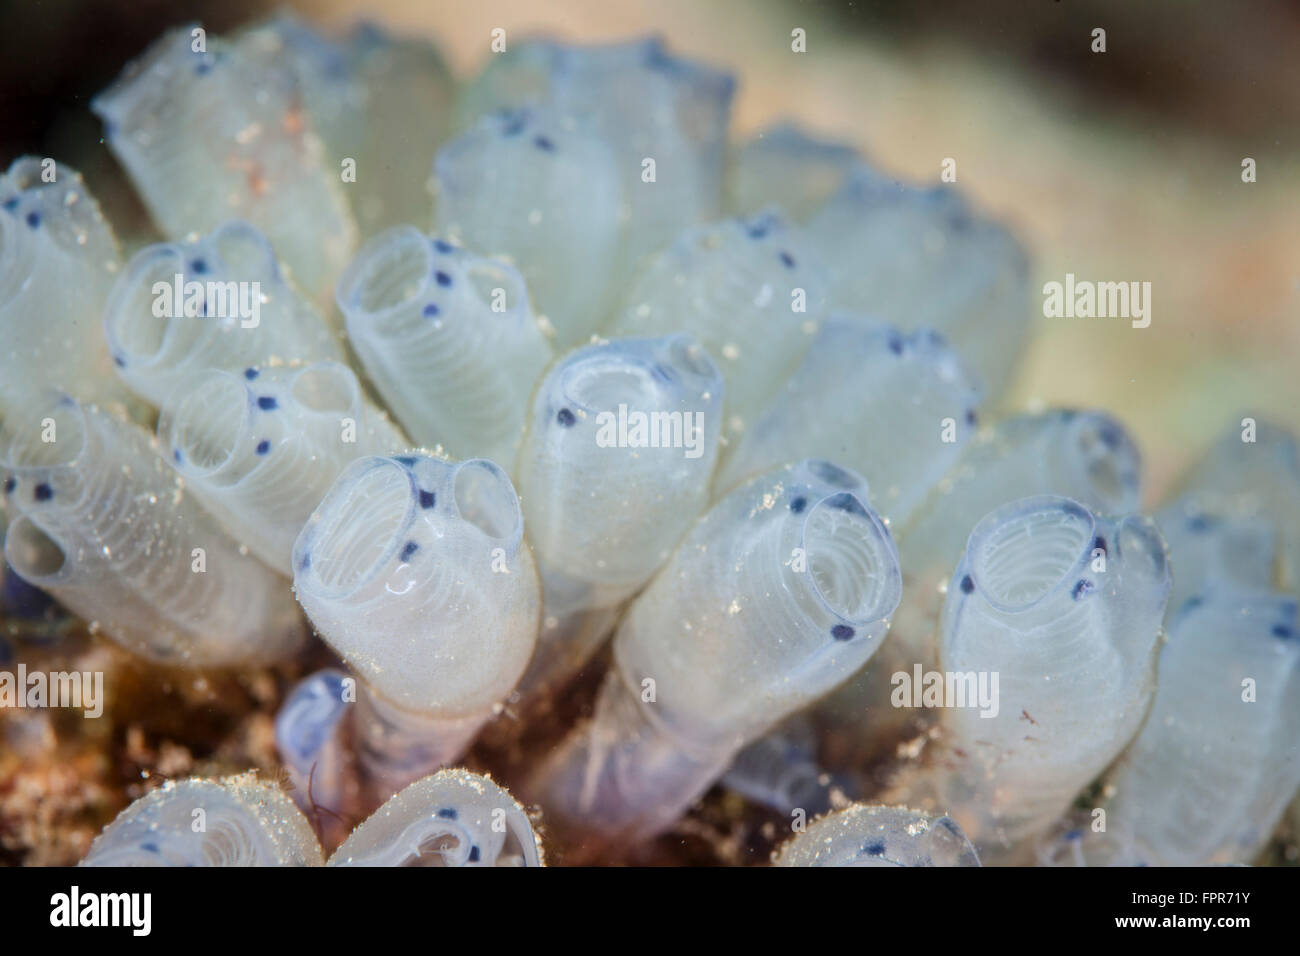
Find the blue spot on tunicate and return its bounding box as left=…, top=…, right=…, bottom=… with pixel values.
left=257, top=396, right=278, bottom=411
left=191, top=258, right=208, bottom=274
left=966, top=409, right=977, bottom=426
left=434, top=239, right=454, bottom=254
left=1188, top=514, right=1214, bottom=533
left=113, top=354, right=126, bottom=368
left=437, top=807, right=458, bottom=820
left=864, top=841, right=885, bottom=856
left=1092, top=535, right=1107, bottom=555
left=244, top=367, right=259, bottom=380
left=825, top=492, right=868, bottom=517
left=194, top=58, right=213, bottom=75
left=1, top=197, right=17, bottom=211
left=394, top=455, right=417, bottom=467
left=298, top=552, right=311, bottom=572
left=25, top=211, right=40, bottom=229
left=790, top=496, right=807, bottom=514
left=1072, top=579, right=1095, bottom=600
left=1065, top=829, right=1083, bottom=841
left=33, top=483, right=53, bottom=501
left=533, top=135, right=554, bottom=151
left=887, top=331, right=903, bottom=355
left=435, top=271, right=452, bottom=288
left=556, top=408, right=576, bottom=427
left=142, top=842, right=159, bottom=854
left=1184, top=595, right=1204, bottom=611
left=831, top=624, right=855, bottom=641
left=778, top=251, right=796, bottom=269
left=422, top=303, right=440, bottom=317
left=173, top=448, right=182, bottom=463
left=418, top=489, right=436, bottom=509
left=2, top=477, right=13, bottom=495
left=501, top=113, right=525, bottom=136
left=1098, top=422, right=1122, bottom=449
left=468, top=846, right=481, bottom=862
left=256, top=440, right=270, bottom=455
left=1272, top=624, right=1294, bottom=640
left=960, top=575, right=974, bottom=594
left=399, top=541, right=419, bottom=562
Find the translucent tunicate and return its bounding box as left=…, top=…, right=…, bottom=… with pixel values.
left=329, top=769, right=541, bottom=866
left=513, top=335, right=724, bottom=696
left=81, top=775, right=322, bottom=866
left=885, top=495, right=1170, bottom=861
left=1, top=392, right=303, bottom=666
left=609, top=210, right=828, bottom=436
left=92, top=25, right=357, bottom=303
left=337, top=227, right=551, bottom=462
left=1039, top=590, right=1299, bottom=866
left=803, top=171, right=1031, bottom=398
left=292, top=454, right=540, bottom=800
left=773, top=804, right=981, bottom=867
left=528, top=459, right=901, bottom=845
left=716, top=317, right=982, bottom=527
left=0, top=157, right=133, bottom=414
left=725, top=122, right=861, bottom=223
left=158, top=360, right=407, bottom=572
left=104, top=220, right=343, bottom=409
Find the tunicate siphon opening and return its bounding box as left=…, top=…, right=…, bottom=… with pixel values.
left=105, top=246, right=186, bottom=362
left=4, top=516, right=68, bottom=583
left=345, top=227, right=432, bottom=316
left=562, top=353, right=660, bottom=415
left=453, top=459, right=522, bottom=544
left=212, top=220, right=278, bottom=279
left=1, top=394, right=86, bottom=471
left=967, top=495, right=1094, bottom=612
left=804, top=491, right=901, bottom=624
left=465, top=259, right=526, bottom=318
left=305, top=459, right=413, bottom=595
left=165, top=374, right=249, bottom=476
left=291, top=362, right=358, bottom=415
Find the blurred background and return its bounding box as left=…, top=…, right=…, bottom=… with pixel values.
left=2, top=0, right=1298, bottom=499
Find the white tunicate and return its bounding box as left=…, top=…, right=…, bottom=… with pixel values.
left=241, top=14, right=456, bottom=237
left=0, top=392, right=303, bottom=667
left=609, top=210, right=829, bottom=436
left=103, top=220, right=343, bottom=409
left=725, top=122, right=862, bottom=223
left=514, top=335, right=724, bottom=696
left=81, top=775, right=322, bottom=867
left=529, top=459, right=902, bottom=843
left=275, top=668, right=353, bottom=829
left=887, top=495, right=1170, bottom=861
left=803, top=170, right=1031, bottom=399
left=337, top=227, right=552, bottom=463
left=433, top=106, right=622, bottom=348
left=1162, top=419, right=1300, bottom=596
left=158, top=360, right=406, bottom=572
left=0, top=157, right=134, bottom=414
left=810, top=409, right=1145, bottom=773
left=1039, top=590, right=1300, bottom=867
left=329, top=769, right=542, bottom=867
left=292, top=453, right=539, bottom=798
left=773, top=804, right=981, bottom=867
left=457, top=36, right=734, bottom=294
left=716, top=317, right=982, bottom=527
left=91, top=25, right=357, bottom=303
